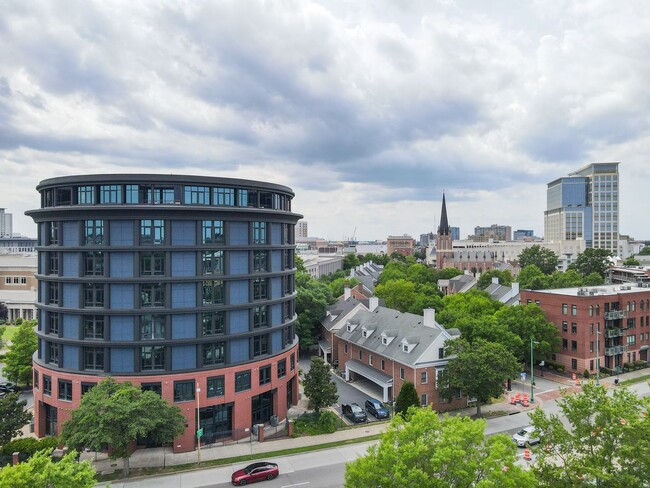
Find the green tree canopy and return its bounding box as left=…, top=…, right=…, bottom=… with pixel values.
left=374, top=279, right=440, bottom=315
left=302, top=356, right=338, bottom=413
left=343, top=253, right=360, bottom=270
left=452, top=315, right=523, bottom=353
left=0, top=450, right=96, bottom=488
left=377, top=261, right=408, bottom=284
left=60, top=378, right=186, bottom=477
left=436, top=290, right=503, bottom=329
left=476, top=269, right=513, bottom=289
left=518, top=245, right=559, bottom=275
left=568, top=248, right=613, bottom=278
left=345, top=407, right=535, bottom=487
left=493, top=304, right=560, bottom=365
left=583, top=272, right=605, bottom=286
left=327, top=277, right=360, bottom=298
left=439, top=339, right=520, bottom=417
left=394, top=382, right=420, bottom=416
left=518, top=264, right=549, bottom=290
left=295, top=272, right=334, bottom=348
left=548, top=269, right=584, bottom=289
left=530, top=383, right=650, bottom=486
left=3, top=320, right=38, bottom=385
left=623, top=256, right=640, bottom=266
left=0, top=393, right=32, bottom=447
left=359, top=253, right=389, bottom=266
left=638, top=245, right=650, bottom=255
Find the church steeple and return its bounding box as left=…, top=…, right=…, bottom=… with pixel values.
left=438, top=193, right=450, bottom=236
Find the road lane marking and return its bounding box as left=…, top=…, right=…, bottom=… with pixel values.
left=281, top=483, right=310, bottom=488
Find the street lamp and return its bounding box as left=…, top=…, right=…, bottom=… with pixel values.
left=196, top=386, right=201, bottom=464
left=530, top=337, right=540, bottom=403
left=595, top=329, right=600, bottom=386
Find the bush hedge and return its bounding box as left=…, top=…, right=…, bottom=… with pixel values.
left=0, top=436, right=59, bottom=456
left=291, top=411, right=342, bottom=437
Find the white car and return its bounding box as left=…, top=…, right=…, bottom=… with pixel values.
left=512, top=426, right=541, bottom=447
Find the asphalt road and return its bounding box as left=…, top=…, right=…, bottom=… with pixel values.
left=0, top=362, right=34, bottom=409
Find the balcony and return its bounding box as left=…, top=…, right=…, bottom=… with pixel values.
left=604, top=310, right=627, bottom=320
left=605, top=328, right=623, bottom=338
left=604, top=345, right=628, bottom=356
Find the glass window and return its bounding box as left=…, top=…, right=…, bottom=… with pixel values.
left=202, top=311, right=225, bottom=336
left=81, top=382, right=96, bottom=395
left=421, top=394, right=427, bottom=406
left=140, top=219, right=165, bottom=245
left=49, top=222, right=59, bottom=245
left=202, top=280, right=224, bottom=305
left=203, top=342, right=225, bottom=366
left=277, top=359, right=286, bottom=378
left=141, top=315, right=165, bottom=339
left=259, top=192, right=273, bottom=209
left=571, top=305, right=577, bottom=316
left=562, top=321, right=568, bottom=332
left=571, top=358, right=578, bottom=370
left=47, top=343, right=60, bottom=364
left=202, top=250, right=224, bottom=275
left=49, top=313, right=60, bottom=335
left=141, top=346, right=165, bottom=370
left=253, top=278, right=267, bottom=300
left=571, top=340, right=578, bottom=351
left=141, top=283, right=165, bottom=307
left=43, top=375, right=52, bottom=395
left=184, top=186, right=210, bottom=205
left=253, top=250, right=268, bottom=272
left=48, top=253, right=59, bottom=275
left=58, top=380, right=73, bottom=401
left=562, top=338, right=568, bottom=350
left=84, top=251, right=104, bottom=276
left=173, top=380, right=195, bottom=402
left=253, top=305, right=267, bottom=329
left=253, top=335, right=269, bottom=357
left=99, top=185, right=122, bottom=204
left=284, top=326, right=294, bottom=346
left=125, top=184, right=139, bottom=204
left=84, top=347, right=104, bottom=370
left=141, top=383, right=162, bottom=396
left=253, top=222, right=266, bottom=244
left=562, top=304, right=568, bottom=315
left=421, top=371, right=427, bottom=384
left=84, top=220, right=104, bottom=245
left=84, top=283, right=104, bottom=308
left=290, top=354, right=295, bottom=371
left=213, top=187, right=235, bottom=206
left=141, top=252, right=165, bottom=276
left=207, top=376, right=225, bottom=398
left=83, top=315, right=104, bottom=339
left=77, top=186, right=95, bottom=204
left=237, top=189, right=248, bottom=207
left=235, top=370, right=251, bottom=392
left=48, top=282, right=59, bottom=305
left=571, top=323, right=577, bottom=334
left=148, top=186, right=175, bottom=204
left=259, top=365, right=272, bottom=385
left=400, top=368, right=405, bottom=380
left=201, top=220, right=224, bottom=244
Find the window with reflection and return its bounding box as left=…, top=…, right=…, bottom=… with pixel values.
left=141, top=283, right=165, bottom=307
left=77, top=186, right=95, bottom=204
left=99, top=185, right=122, bottom=204
left=202, top=250, right=224, bottom=275
left=202, top=311, right=225, bottom=336
left=84, top=251, right=104, bottom=276
left=202, top=280, right=224, bottom=305
left=140, top=220, right=165, bottom=245
left=203, top=342, right=225, bottom=366
left=141, top=346, right=165, bottom=370
left=140, top=314, right=165, bottom=339
left=202, top=220, right=224, bottom=244
left=213, top=187, right=234, bottom=206
left=83, top=315, right=104, bottom=339
left=141, top=252, right=165, bottom=276
left=84, top=220, right=105, bottom=245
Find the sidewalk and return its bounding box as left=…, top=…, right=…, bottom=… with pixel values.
left=82, top=366, right=650, bottom=478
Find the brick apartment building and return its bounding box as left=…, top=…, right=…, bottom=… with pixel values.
left=521, top=284, right=650, bottom=375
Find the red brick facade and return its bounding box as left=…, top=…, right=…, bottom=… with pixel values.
left=521, top=287, right=650, bottom=374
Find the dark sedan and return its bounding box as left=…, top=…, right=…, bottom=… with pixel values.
left=231, top=462, right=279, bottom=486
left=365, top=398, right=389, bottom=419
left=0, top=382, right=20, bottom=394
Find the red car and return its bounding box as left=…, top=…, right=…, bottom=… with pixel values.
left=231, top=462, right=279, bottom=486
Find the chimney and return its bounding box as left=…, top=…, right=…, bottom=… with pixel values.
left=369, top=297, right=379, bottom=311
left=344, top=286, right=351, bottom=300
left=423, top=309, right=436, bottom=328
left=492, top=277, right=499, bottom=285
left=512, top=282, right=520, bottom=295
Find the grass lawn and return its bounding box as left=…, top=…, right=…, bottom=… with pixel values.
left=1, top=325, right=19, bottom=343
left=620, top=373, right=650, bottom=387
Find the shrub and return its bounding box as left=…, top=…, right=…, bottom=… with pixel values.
left=583, top=370, right=590, bottom=379
left=0, top=436, right=59, bottom=456
left=14, top=317, right=23, bottom=326
left=317, top=411, right=339, bottom=434
left=291, top=411, right=342, bottom=437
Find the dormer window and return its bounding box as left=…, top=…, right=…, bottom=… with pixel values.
left=382, top=337, right=388, bottom=345
left=361, top=326, right=374, bottom=338
left=346, top=321, right=359, bottom=333
left=401, top=338, right=417, bottom=353
left=402, top=344, right=409, bottom=353
left=381, top=331, right=395, bottom=346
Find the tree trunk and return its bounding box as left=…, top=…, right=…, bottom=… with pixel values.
left=476, top=402, right=482, bottom=418
left=123, top=456, right=130, bottom=478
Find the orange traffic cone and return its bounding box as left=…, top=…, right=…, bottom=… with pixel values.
left=523, top=397, right=529, bottom=407
left=524, top=448, right=531, bottom=461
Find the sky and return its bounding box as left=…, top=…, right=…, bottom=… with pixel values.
left=1, top=0, right=649, bottom=241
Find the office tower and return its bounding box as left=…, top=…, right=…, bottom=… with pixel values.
left=296, top=220, right=308, bottom=238
left=0, top=208, right=12, bottom=237
left=544, top=162, right=619, bottom=255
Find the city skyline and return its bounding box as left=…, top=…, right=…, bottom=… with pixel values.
left=1, top=2, right=649, bottom=241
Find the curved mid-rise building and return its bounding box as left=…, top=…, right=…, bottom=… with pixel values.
left=26, top=174, right=301, bottom=452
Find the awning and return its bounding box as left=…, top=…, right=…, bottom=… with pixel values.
left=318, top=339, right=331, bottom=353
left=344, top=359, right=393, bottom=387
left=640, top=345, right=649, bottom=351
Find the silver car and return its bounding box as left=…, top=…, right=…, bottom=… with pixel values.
left=512, top=426, right=541, bottom=447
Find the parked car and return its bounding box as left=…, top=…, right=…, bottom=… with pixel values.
left=365, top=398, right=389, bottom=419
left=231, top=461, right=279, bottom=486
left=512, top=426, right=542, bottom=447
left=0, top=382, right=20, bottom=394
left=342, top=403, right=367, bottom=423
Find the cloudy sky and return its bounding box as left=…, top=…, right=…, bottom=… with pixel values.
left=1, top=0, right=649, bottom=241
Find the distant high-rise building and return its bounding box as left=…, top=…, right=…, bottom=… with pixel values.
left=387, top=235, right=415, bottom=256
left=545, top=162, right=619, bottom=255
left=473, top=224, right=512, bottom=241
left=419, top=232, right=435, bottom=247
left=450, top=227, right=460, bottom=241
left=0, top=209, right=12, bottom=238
left=513, top=229, right=534, bottom=240
left=297, top=220, right=308, bottom=238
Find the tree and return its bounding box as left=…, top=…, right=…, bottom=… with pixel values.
left=518, top=264, right=549, bottom=290
left=530, top=383, right=650, bottom=486
left=623, top=256, right=640, bottom=266
left=436, top=290, right=503, bottom=329
left=568, top=248, right=613, bottom=278
left=3, top=321, right=38, bottom=386
left=0, top=302, right=7, bottom=323
left=0, top=449, right=96, bottom=488
left=302, top=356, right=338, bottom=413
left=327, top=277, right=360, bottom=298
left=548, top=270, right=584, bottom=289
left=394, top=382, right=419, bottom=416
left=638, top=245, right=650, bottom=255
left=60, top=378, right=186, bottom=477
left=583, top=272, right=605, bottom=286
left=0, top=325, right=5, bottom=350
left=493, top=304, right=560, bottom=365
left=343, top=253, right=360, bottom=270
left=345, top=407, right=535, bottom=487
left=518, top=245, right=559, bottom=275
left=0, top=393, right=32, bottom=446
left=439, top=339, right=520, bottom=417
left=295, top=272, right=334, bottom=348
left=476, top=269, right=513, bottom=289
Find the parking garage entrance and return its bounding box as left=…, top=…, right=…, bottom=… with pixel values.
left=344, top=359, right=393, bottom=403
